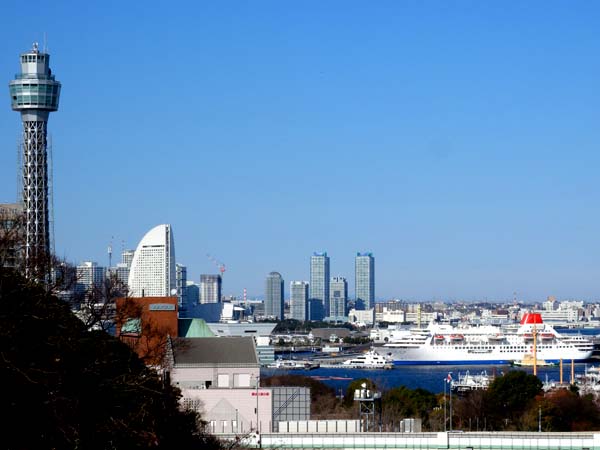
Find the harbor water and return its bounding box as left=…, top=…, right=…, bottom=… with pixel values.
left=263, top=327, right=600, bottom=394
left=262, top=362, right=596, bottom=394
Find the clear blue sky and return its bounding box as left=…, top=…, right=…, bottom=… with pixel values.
left=1, top=1, right=599, bottom=301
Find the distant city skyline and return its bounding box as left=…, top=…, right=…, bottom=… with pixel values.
left=1, top=2, right=600, bottom=301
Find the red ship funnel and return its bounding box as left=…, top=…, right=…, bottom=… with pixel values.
left=520, top=313, right=543, bottom=325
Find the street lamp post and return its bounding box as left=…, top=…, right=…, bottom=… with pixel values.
left=443, top=379, right=447, bottom=432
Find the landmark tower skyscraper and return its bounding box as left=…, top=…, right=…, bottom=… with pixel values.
left=9, top=43, right=61, bottom=271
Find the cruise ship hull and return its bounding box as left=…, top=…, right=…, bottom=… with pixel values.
left=384, top=346, right=593, bottom=365
left=379, top=313, right=594, bottom=365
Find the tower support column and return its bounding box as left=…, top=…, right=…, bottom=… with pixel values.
left=22, top=120, right=50, bottom=268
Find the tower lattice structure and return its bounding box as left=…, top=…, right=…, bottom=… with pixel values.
left=8, top=43, right=61, bottom=273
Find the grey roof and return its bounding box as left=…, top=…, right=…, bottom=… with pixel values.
left=172, top=337, right=258, bottom=366
left=311, top=328, right=351, bottom=339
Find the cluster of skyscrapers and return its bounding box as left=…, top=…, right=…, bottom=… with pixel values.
left=74, top=224, right=226, bottom=309
left=265, top=252, right=375, bottom=322
left=3, top=45, right=375, bottom=329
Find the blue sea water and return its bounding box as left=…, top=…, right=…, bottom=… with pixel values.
left=263, top=326, right=600, bottom=394
left=262, top=363, right=595, bottom=394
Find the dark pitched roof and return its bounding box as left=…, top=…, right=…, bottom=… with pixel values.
left=172, top=337, right=258, bottom=366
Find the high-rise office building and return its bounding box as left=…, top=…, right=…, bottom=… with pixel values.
left=121, top=249, right=135, bottom=268
left=310, top=252, right=330, bottom=319
left=265, top=272, right=284, bottom=320
left=355, top=252, right=375, bottom=310
left=113, top=249, right=135, bottom=287
left=329, top=276, right=348, bottom=319
left=176, top=263, right=187, bottom=306
left=290, top=281, right=309, bottom=321
left=200, top=274, right=222, bottom=304
left=9, top=43, right=61, bottom=272
left=76, top=261, right=106, bottom=294
left=127, top=224, right=176, bottom=297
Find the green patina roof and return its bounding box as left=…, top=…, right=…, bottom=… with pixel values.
left=178, top=318, right=216, bottom=338
left=121, top=318, right=141, bottom=334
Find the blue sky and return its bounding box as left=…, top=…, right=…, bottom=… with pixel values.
left=1, top=1, right=599, bottom=301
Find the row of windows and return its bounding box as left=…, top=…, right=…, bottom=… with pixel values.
left=435, top=345, right=572, bottom=350
left=11, top=84, right=59, bottom=94
left=21, top=54, right=46, bottom=63
left=12, top=95, right=58, bottom=107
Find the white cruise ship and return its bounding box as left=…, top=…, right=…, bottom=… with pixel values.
left=379, top=313, right=593, bottom=365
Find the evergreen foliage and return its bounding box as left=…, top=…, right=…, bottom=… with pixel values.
left=0, top=268, right=222, bottom=449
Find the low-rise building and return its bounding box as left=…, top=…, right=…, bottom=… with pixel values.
left=168, top=337, right=273, bottom=433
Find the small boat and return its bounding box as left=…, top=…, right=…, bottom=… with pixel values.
left=449, top=334, right=464, bottom=342
left=451, top=370, right=493, bottom=394
left=342, top=349, right=394, bottom=369
left=512, top=353, right=556, bottom=367
left=267, top=357, right=315, bottom=369
left=540, top=333, right=555, bottom=340
left=330, top=376, right=353, bottom=380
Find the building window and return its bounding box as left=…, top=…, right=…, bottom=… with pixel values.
left=217, top=374, right=230, bottom=388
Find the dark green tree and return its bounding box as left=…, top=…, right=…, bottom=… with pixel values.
left=382, top=386, right=437, bottom=430
left=0, top=267, right=222, bottom=450
left=485, top=370, right=542, bottom=430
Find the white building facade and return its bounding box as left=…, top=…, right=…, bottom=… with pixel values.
left=127, top=224, right=176, bottom=297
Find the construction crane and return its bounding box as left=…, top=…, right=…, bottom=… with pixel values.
left=206, top=253, right=226, bottom=278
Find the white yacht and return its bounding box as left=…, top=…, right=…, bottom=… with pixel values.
left=342, top=349, right=393, bottom=369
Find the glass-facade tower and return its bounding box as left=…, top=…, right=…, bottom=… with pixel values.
left=310, top=252, right=330, bottom=319
left=265, top=271, right=284, bottom=320
left=290, top=281, right=308, bottom=321
left=329, top=276, right=348, bottom=319
left=355, top=252, right=375, bottom=310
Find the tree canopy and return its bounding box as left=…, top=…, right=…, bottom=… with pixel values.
left=0, top=268, right=222, bottom=449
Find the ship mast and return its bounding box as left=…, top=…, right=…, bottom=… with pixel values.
left=533, top=322, right=537, bottom=376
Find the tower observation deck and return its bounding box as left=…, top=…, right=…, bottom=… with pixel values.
left=8, top=43, right=61, bottom=273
